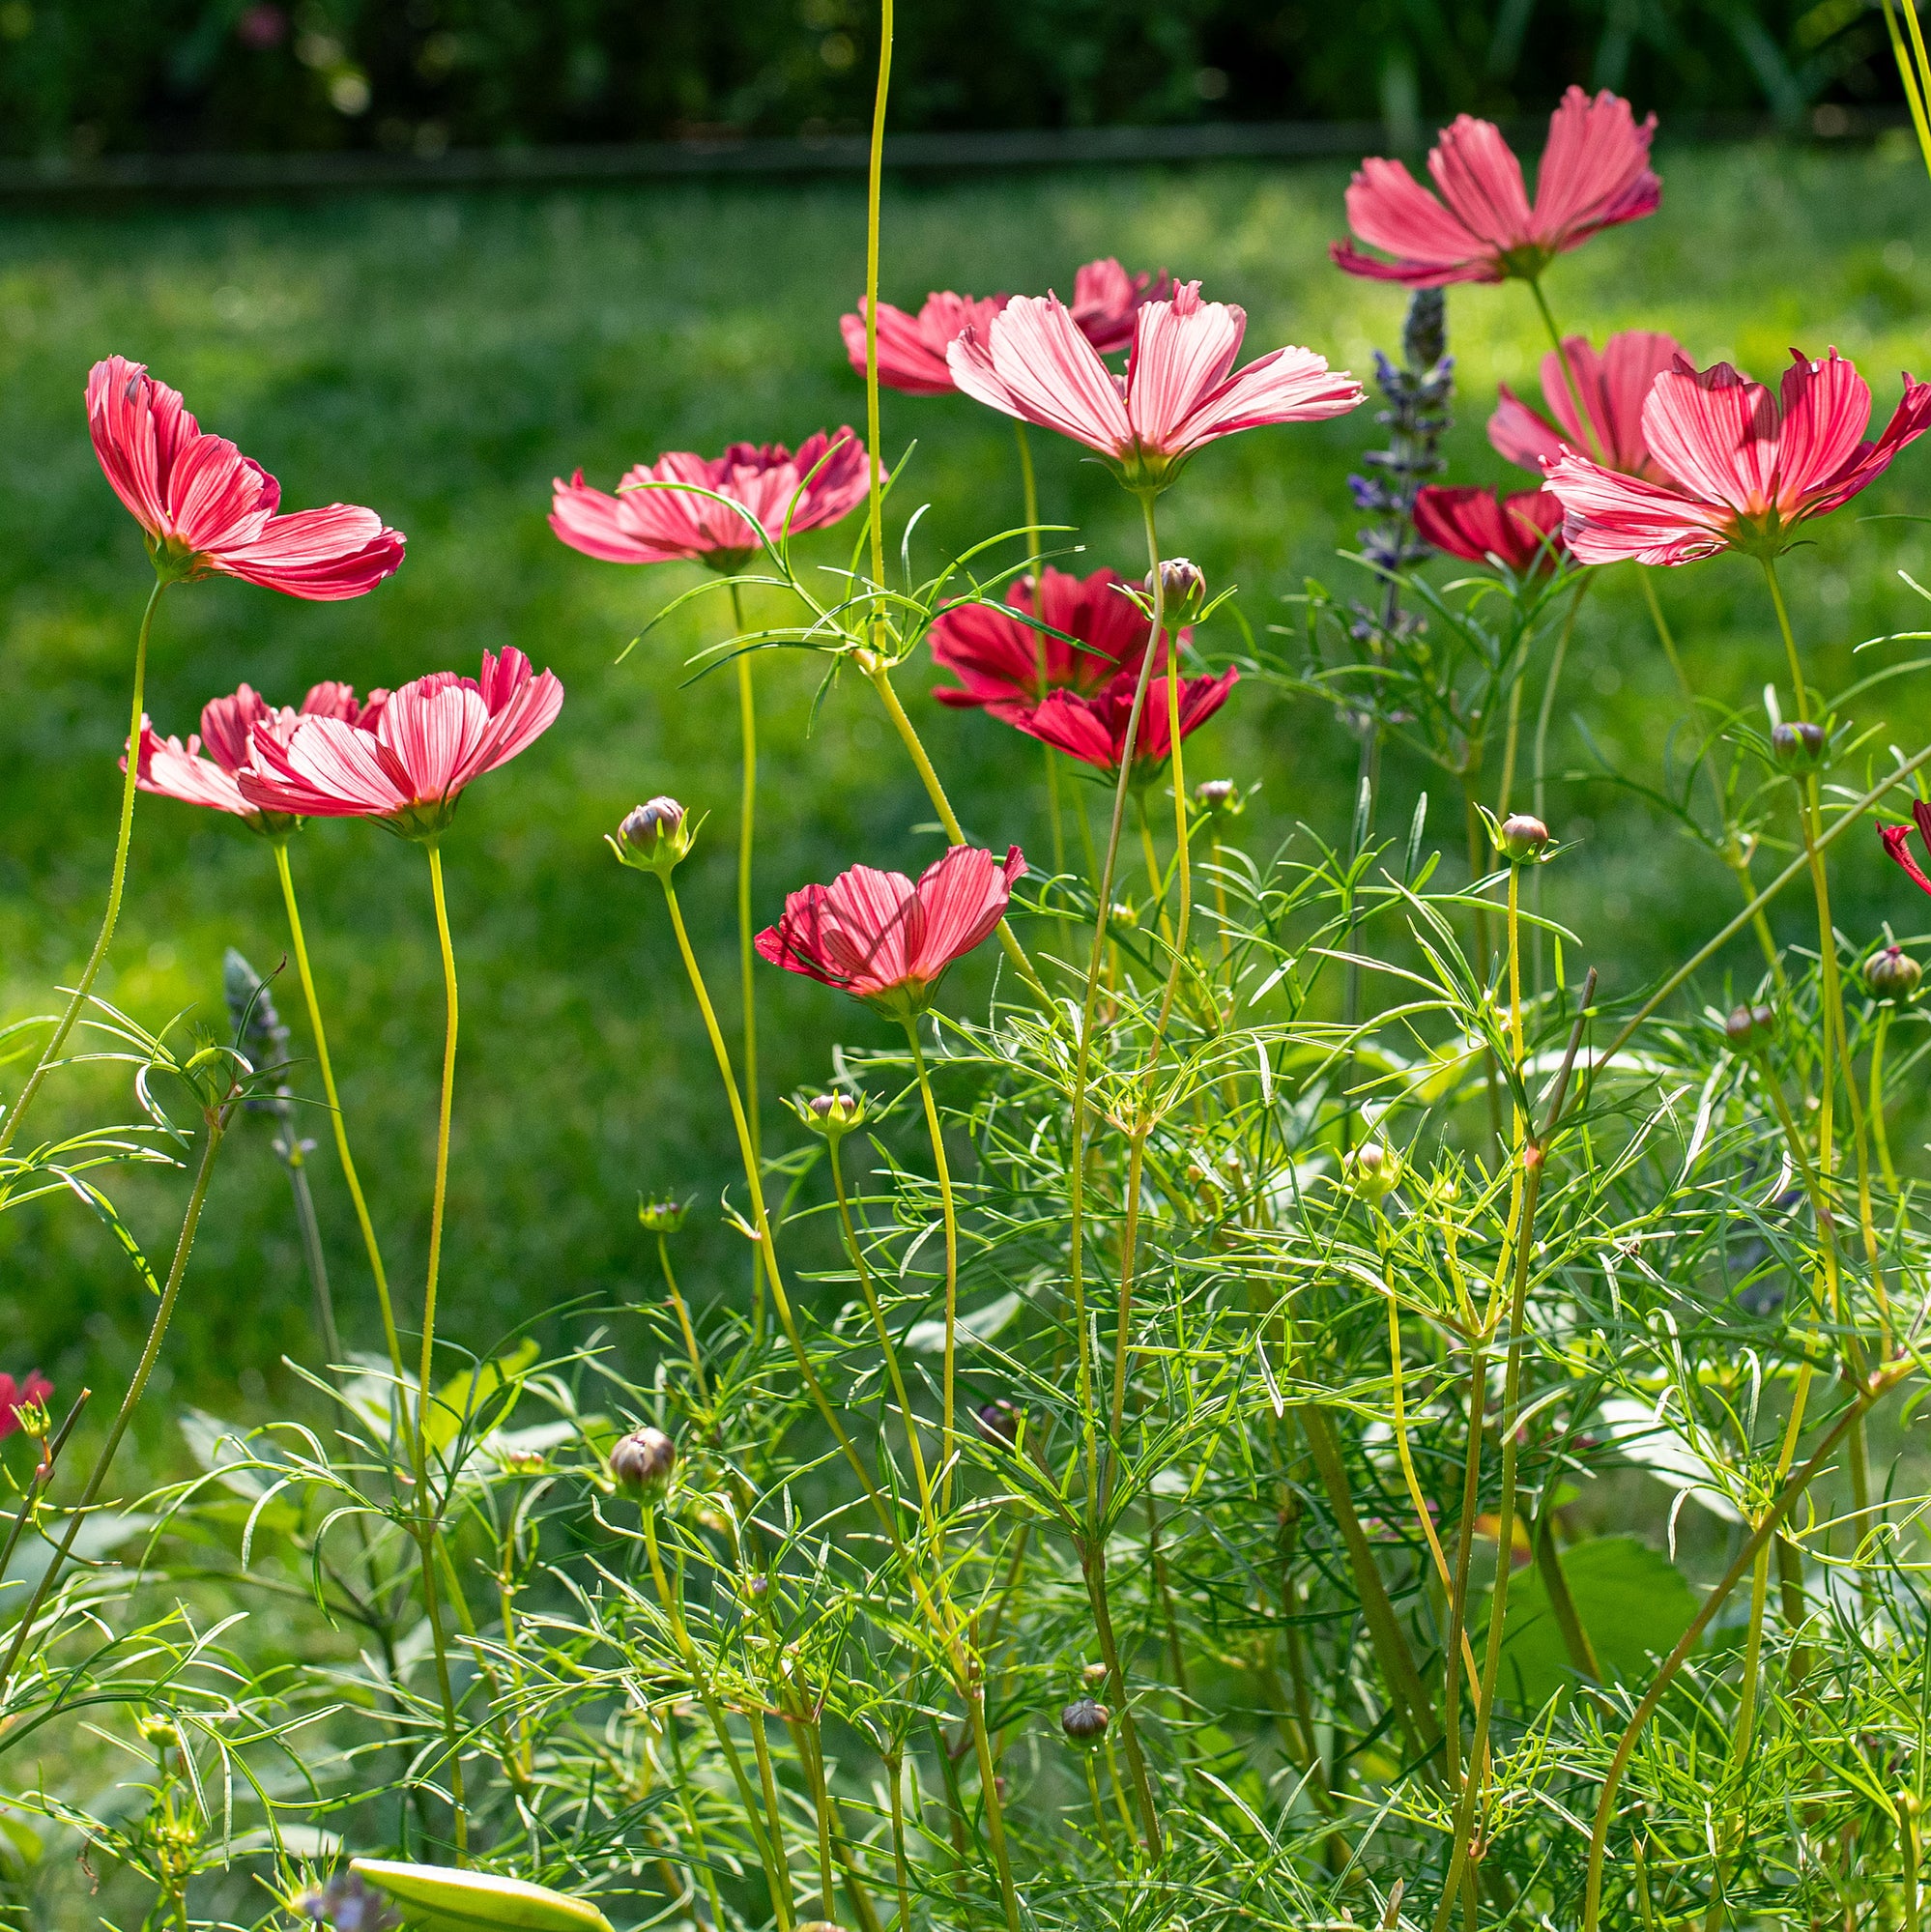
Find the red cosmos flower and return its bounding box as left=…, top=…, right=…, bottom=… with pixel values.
left=1544, top=350, right=1931, bottom=566
left=132, top=680, right=371, bottom=826
left=1014, top=665, right=1238, bottom=776
left=1412, top=485, right=1567, bottom=574
left=1489, top=331, right=1683, bottom=479
left=756, top=844, right=1027, bottom=1020
left=240, top=649, right=562, bottom=840
left=87, top=357, right=405, bottom=599
left=948, top=282, right=1362, bottom=491
left=1332, top=88, right=1659, bottom=287
left=1881, top=799, right=1931, bottom=896
left=840, top=259, right=1172, bottom=395
left=0, top=1370, right=52, bottom=1440
left=550, top=432, right=868, bottom=569
left=929, top=565, right=1180, bottom=718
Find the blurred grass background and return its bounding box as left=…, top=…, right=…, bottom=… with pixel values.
left=2, top=134, right=1929, bottom=1427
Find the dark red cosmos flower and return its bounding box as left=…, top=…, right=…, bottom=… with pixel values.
left=0, top=1370, right=52, bottom=1440
left=929, top=565, right=1180, bottom=718
left=1013, top=665, right=1238, bottom=777
left=1882, top=799, right=1931, bottom=896
left=1412, top=484, right=1567, bottom=574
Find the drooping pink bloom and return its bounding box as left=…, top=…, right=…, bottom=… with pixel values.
left=1013, top=665, right=1238, bottom=776
left=1544, top=350, right=1931, bottom=566
left=241, top=648, right=563, bottom=839
left=1332, top=88, right=1659, bottom=286
left=1881, top=799, right=1931, bottom=896
left=132, top=680, right=372, bottom=827
left=1412, top=485, right=1566, bottom=574
left=949, top=282, right=1362, bottom=490
left=550, top=432, right=868, bottom=569
left=841, top=259, right=1172, bottom=395
left=1489, top=331, right=1683, bottom=478
left=87, top=357, right=405, bottom=599
left=0, top=1370, right=52, bottom=1440
left=929, top=566, right=1180, bottom=717
left=756, top=844, right=1027, bottom=1020
left=841, top=292, right=1012, bottom=396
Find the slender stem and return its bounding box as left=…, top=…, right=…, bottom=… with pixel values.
left=1106, top=1124, right=1151, bottom=1473
left=861, top=0, right=891, bottom=599
left=1144, top=497, right=1193, bottom=1015
left=1872, top=1007, right=1899, bottom=1192
left=1699, top=1543, right=1772, bottom=1932
left=1079, top=1538, right=1163, bottom=1854
left=904, top=1020, right=961, bottom=1517
left=1531, top=581, right=1585, bottom=1000
left=417, top=842, right=468, bottom=1857
left=274, top=840, right=406, bottom=1382
left=733, top=594, right=762, bottom=1169
left=657, top=1233, right=707, bottom=1401
left=277, top=1122, right=341, bottom=1371
left=1441, top=1340, right=1487, bottom=1788
left=966, top=1687, right=1023, bottom=1932
left=1495, top=675, right=1523, bottom=819
left=885, top=1750, right=913, bottom=1932
left=749, top=1710, right=794, bottom=1930
left=0, top=579, right=164, bottom=1162
left=0, top=1109, right=224, bottom=1696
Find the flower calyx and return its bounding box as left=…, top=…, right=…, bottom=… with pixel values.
left=610, top=796, right=695, bottom=876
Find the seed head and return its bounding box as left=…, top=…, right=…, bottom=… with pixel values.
left=1497, top=813, right=1551, bottom=863
left=1061, top=1697, right=1110, bottom=1745
left=610, top=1426, right=677, bottom=1499
left=610, top=796, right=693, bottom=875
left=1145, top=557, right=1208, bottom=626
left=1865, top=943, right=1922, bottom=1003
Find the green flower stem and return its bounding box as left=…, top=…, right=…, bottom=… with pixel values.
left=966, top=1685, right=1023, bottom=1932
left=1439, top=1338, right=1488, bottom=1789
left=732, top=591, right=762, bottom=1164
left=274, top=839, right=407, bottom=1384
left=1580, top=1358, right=1915, bottom=1932
left=861, top=0, right=890, bottom=600
left=884, top=1747, right=914, bottom=1932
left=1871, top=1006, right=1899, bottom=1192
left=0, top=1102, right=225, bottom=1698
left=903, top=1019, right=961, bottom=1519
left=828, top=1134, right=934, bottom=1520
left=748, top=1709, right=796, bottom=1931
left=864, top=659, right=1051, bottom=1004
left=641, top=1504, right=794, bottom=1929
left=416, top=842, right=468, bottom=1858
left=1699, top=1541, right=1773, bottom=1932
left=0, top=579, right=165, bottom=1165
left=1077, top=1534, right=1164, bottom=1858
left=1596, top=738, right=1931, bottom=1072
left=1530, top=579, right=1587, bottom=998
left=656, top=1231, right=707, bottom=1402
left=1145, top=497, right=1192, bottom=986
left=1104, top=1122, right=1151, bottom=1481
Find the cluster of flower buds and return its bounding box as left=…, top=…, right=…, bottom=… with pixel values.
left=1145, top=557, right=1208, bottom=627
left=1770, top=720, right=1828, bottom=772
left=1723, top=1002, right=1776, bottom=1050
left=637, top=1197, right=689, bottom=1235
left=1864, top=943, right=1923, bottom=1003
left=610, top=1426, right=677, bottom=1499
left=609, top=796, right=693, bottom=876
left=1496, top=813, right=1552, bottom=864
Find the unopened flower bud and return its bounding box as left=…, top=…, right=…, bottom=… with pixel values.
left=1865, top=944, right=1922, bottom=1003
left=1346, top=1140, right=1401, bottom=1200
left=610, top=796, right=692, bottom=875
left=137, top=1715, right=182, bottom=1750
left=1497, top=813, right=1551, bottom=863
left=975, top=1399, right=1023, bottom=1447
left=610, top=1426, right=677, bottom=1499
left=1061, top=1697, right=1110, bottom=1745
left=1771, top=720, right=1827, bottom=771
left=1109, top=901, right=1139, bottom=931
left=1723, top=1003, right=1776, bottom=1049
left=793, top=1089, right=867, bottom=1139
left=1081, top=1660, right=1109, bottom=1687
left=1194, top=777, right=1242, bottom=818
left=1146, top=557, right=1207, bottom=626
left=638, top=1197, right=689, bottom=1235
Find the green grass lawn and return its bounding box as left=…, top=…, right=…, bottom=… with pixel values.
left=3, top=136, right=1930, bottom=1415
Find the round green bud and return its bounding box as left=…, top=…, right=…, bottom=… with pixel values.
left=1497, top=813, right=1551, bottom=863
left=610, top=1427, right=677, bottom=1499
left=637, top=1197, right=689, bottom=1235
left=1146, top=557, right=1207, bottom=627
left=1061, top=1697, right=1110, bottom=1745
left=1346, top=1140, right=1401, bottom=1200
left=610, top=796, right=692, bottom=875
left=1865, top=944, right=1922, bottom=1003
left=1771, top=720, right=1827, bottom=771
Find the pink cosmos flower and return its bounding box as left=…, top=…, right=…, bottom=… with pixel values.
left=840, top=259, right=1173, bottom=395
left=1412, top=485, right=1567, bottom=574
left=1881, top=799, right=1931, bottom=896
left=929, top=565, right=1180, bottom=718
left=240, top=648, right=563, bottom=840
left=550, top=432, right=868, bottom=569
left=948, top=282, right=1363, bottom=490
left=1331, top=88, right=1659, bottom=286
left=756, top=844, right=1027, bottom=1020
left=1489, top=331, right=1683, bottom=479
left=133, top=679, right=372, bottom=828
left=87, top=357, right=405, bottom=599
left=0, top=1370, right=51, bottom=1440
left=1544, top=350, right=1931, bottom=566
left=1014, top=665, right=1238, bottom=776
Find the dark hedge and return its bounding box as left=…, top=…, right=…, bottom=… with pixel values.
left=0, top=0, right=1899, bottom=159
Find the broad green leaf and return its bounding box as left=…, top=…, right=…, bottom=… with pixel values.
left=1498, top=1535, right=1698, bottom=1709
left=352, top=1860, right=614, bottom=1932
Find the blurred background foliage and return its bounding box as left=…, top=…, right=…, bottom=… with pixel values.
left=1, top=141, right=1929, bottom=1425
left=0, top=0, right=1909, bottom=161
